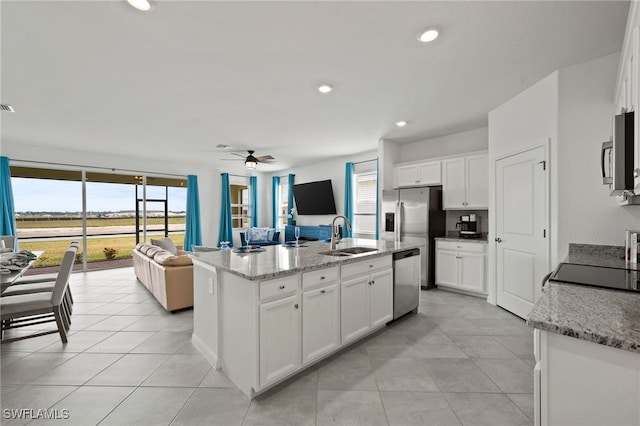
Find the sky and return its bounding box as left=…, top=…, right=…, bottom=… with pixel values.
left=11, top=178, right=188, bottom=212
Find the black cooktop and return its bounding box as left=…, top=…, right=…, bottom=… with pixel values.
left=549, top=263, right=640, bottom=292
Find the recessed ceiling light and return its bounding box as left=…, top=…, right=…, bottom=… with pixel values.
left=395, top=121, right=408, bottom=127
left=127, top=0, right=151, bottom=11
left=216, top=144, right=231, bottom=149
left=418, top=28, right=439, bottom=43
left=317, top=85, right=333, bottom=94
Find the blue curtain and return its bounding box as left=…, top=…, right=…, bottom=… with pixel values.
left=287, top=173, right=295, bottom=225
left=271, top=176, right=280, bottom=228
left=344, top=162, right=354, bottom=238
left=184, top=175, right=202, bottom=251
left=250, top=176, right=258, bottom=227
left=375, top=158, right=380, bottom=239
left=218, top=173, right=234, bottom=247
left=0, top=156, right=17, bottom=249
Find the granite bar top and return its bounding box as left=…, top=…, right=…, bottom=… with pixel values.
left=190, top=238, right=422, bottom=281
left=435, top=231, right=488, bottom=244
left=527, top=244, right=640, bottom=353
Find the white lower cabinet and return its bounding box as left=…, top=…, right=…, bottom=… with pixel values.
left=341, top=257, right=393, bottom=344
left=259, top=294, right=301, bottom=387
left=535, top=329, right=640, bottom=426
left=435, top=240, right=486, bottom=294
left=302, top=283, right=340, bottom=365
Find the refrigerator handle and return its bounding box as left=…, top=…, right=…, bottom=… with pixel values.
left=395, top=201, right=402, bottom=243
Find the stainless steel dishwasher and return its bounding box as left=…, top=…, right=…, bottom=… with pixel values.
left=393, top=248, right=421, bottom=319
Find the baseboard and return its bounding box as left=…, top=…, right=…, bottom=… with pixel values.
left=191, top=333, right=219, bottom=369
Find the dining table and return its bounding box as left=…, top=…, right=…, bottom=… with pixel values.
left=0, top=251, right=44, bottom=294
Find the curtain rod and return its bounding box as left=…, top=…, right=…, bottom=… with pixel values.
left=10, top=158, right=187, bottom=179
left=352, top=158, right=377, bottom=165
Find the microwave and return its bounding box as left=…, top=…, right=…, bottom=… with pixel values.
left=601, top=111, right=634, bottom=195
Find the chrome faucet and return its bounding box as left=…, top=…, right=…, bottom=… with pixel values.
left=330, top=215, right=352, bottom=250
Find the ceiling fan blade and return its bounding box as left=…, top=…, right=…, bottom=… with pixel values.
left=220, top=158, right=244, bottom=161
left=255, top=155, right=275, bottom=162
left=229, top=152, right=247, bottom=158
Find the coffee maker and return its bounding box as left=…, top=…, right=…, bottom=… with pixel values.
left=456, top=214, right=482, bottom=239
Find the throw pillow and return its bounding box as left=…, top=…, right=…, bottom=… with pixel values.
left=154, top=251, right=193, bottom=266
left=272, top=231, right=280, bottom=242
left=250, top=227, right=269, bottom=242
left=151, top=238, right=177, bottom=255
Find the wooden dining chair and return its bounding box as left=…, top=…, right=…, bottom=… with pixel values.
left=0, top=235, right=15, bottom=251
left=0, top=245, right=77, bottom=344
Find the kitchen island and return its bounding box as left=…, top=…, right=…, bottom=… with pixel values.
left=190, top=238, right=421, bottom=397
left=527, top=244, right=640, bottom=426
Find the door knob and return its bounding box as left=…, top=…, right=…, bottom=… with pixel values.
left=495, top=237, right=503, bottom=243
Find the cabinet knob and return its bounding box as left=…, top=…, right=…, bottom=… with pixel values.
left=294, top=303, right=299, bottom=309
left=369, top=265, right=374, bottom=268
left=320, top=276, right=325, bottom=280
left=495, top=237, right=503, bottom=243
left=371, top=280, right=375, bottom=285
left=368, top=281, right=373, bottom=285
left=279, top=285, right=285, bottom=289
left=320, top=290, right=326, bottom=294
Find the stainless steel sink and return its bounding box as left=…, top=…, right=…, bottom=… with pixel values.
left=318, top=247, right=378, bottom=256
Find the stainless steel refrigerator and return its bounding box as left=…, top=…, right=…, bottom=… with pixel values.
left=381, top=187, right=446, bottom=289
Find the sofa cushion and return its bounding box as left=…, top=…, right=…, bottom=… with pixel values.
left=249, top=227, right=269, bottom=242
left=151, top=238, right=177, bottom=255
left=154, top=251, right=193, bottom=266
left=271, top=231, right=280, bottom=242
left=145, top=246, right=165, bottom=258
left=137, top=243, right=154, bottom=255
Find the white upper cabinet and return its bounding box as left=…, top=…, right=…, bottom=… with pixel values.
left=615, top=2, right=640, bottom=192
left=394, top=160, right=441, bottom=188
left=442, top=153, right=488, bottom=209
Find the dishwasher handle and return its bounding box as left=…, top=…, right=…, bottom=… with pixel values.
left=393, top=248, right=420, bottom=260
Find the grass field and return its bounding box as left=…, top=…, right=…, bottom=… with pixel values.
left=16, top=217, right=185, bottom=229
left=19, top=233, right=185, bottom=267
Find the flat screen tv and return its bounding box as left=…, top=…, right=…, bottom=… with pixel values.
left=292, top=179, right=337, bottom=215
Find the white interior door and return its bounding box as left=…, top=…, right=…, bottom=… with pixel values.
left=496, top=145, right=548, bottom=319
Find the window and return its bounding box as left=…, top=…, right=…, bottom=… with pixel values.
left=353, top=171, right=377, bottom=237
left=230, top=177, right=250, bottom=228
left=277, top=177, right=289, bottom=228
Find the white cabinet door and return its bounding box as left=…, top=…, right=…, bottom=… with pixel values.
left=302, top=283, right=340, bottom=365
left=458, top=252, right=485, bottom=293
left=417, top=161, right=441, bottom=185
left=442, top=158, right=466, bottom=209
left=259, top=294, right=300, bottom=386
left=394, top=165, right=419, bottom=188
left=369, top=269, right=393, bottom=329
left=465, top=154, right=488, bottom=209
left=435, top=249, right=459, bottom=287
left=341, top=276, right=370, bottom=344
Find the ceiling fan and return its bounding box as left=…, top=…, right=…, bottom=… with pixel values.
left=221, top=150, right=275, bottom=169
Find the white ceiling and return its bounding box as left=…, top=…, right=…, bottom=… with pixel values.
left=1, top=1, right=630, bottom=173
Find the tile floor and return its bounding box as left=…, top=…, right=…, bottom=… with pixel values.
left=1, top=267, right=534, bottom=425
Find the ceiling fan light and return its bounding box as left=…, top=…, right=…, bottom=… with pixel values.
left=127, top=0, right=151, bottom=11
left=418, top=28, right=439, bottom=43
left=245, top=157, right=258, bottom=169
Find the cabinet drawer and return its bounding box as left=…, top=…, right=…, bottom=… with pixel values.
left=302, top=266, right=339, bottom=290
left=260, top=275, right=298, bottom=302
left=341, top=256, right=392, bottom=279
left=436, top=241, right=486, bottom=253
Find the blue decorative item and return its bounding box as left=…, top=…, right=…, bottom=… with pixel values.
left=271, top=176, right=280, bottom=228
left=183, top=175, right=202, bottom=251
left=0, top=156, right=17, bottom=250
left=218, top=173, right=234, bottom=247
left=343, top=162, right=354, bottom=238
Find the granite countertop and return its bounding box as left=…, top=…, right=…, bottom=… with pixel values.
left=435, top=231, right=488, bottom=244
left=190, top=238, right=422, bottom=281
left=527, top=243, right=640, bottom=354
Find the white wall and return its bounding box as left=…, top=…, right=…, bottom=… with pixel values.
left=488, top=71, right=559, bottom=304
left=2, top=142, right=222, bottom=247
left=268, top=150, right=378, bottom=227
left=557, top=52, right=640, bottom=256
left=397, top=127, right=488, bottom=163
